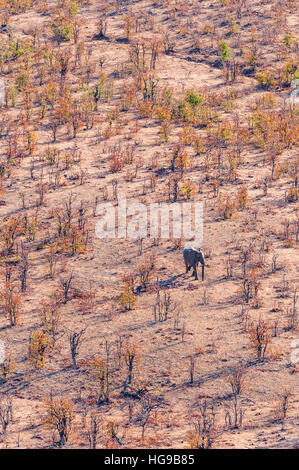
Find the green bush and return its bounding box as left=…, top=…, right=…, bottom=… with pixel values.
left=51, top=16, right=73, bottom=42
left=185, top=90, right=204, bottom=108
left=219, top=41, right=230, bottom=62
left=255, top=70, right=276, bottom=89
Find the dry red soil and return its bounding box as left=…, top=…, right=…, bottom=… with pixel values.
left=0, top=0, right=298, bottom=449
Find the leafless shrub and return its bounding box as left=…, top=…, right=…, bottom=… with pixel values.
left=226, top=254, right=233, bottom=279
left=19, top=243, right=30, bottom=292
left=40, top=300, right=62, bottom=346
left=86, top=412, right=100, bottom=449
left=46, top=244, right=59, bottom=278
left=225, top=362, right=247, bottom=396
left=136, top=254, right=156, bottom=290
left=68, top=327, right=86, bottom=368
left=271, top=254, right=279, bottom=273
left=133, top=394, right=163, bottom=442
left=224, top=394, right=243, bottom=430
left=112, top=179, right=118, bottom=200
left=137, top=237, right=144, bottom=256
left=187, top=401, right=216, bottom=449
left=188, top=348, right=204, bottom=384
left=286, top=289, right=297, bottom=330
left=0, top=396, right=13, bottom=435
left=239, top=240, right=255, bottom=278
left=273, top=388, right=293, bottom=423
left=172, top=238, right=183, bottom=250
left=248, top=319, right=272, bottom=362
left=272, top=315, right=280, bottom=337
left=202, top=288, right=209, bottom=306
left=153, top=289, right=177, bottom=322
left=58, top=272, right=74, bottom=304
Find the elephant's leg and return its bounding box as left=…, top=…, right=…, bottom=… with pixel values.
left=192, top=264, right=198, bottom=280
left=185, top=261, right=190, bottom=273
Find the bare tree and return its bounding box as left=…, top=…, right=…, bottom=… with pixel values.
left=274, top=388, right=293, bottom=423
left=225, top=393, right=244, bottom=429
left=133, top=394, right=163, bottom=442
left=87, top=412, right=100, bottom=449
left=225, top=362, right=246, bottom=396
left=20, top=243, right=30, bottom=293
left=239, top=240, right=255, bottom=278
left=58, top=272, right=74, bottom=304
left=40, top=301, right=61, bottom=346
left=68, top=327, right=86, bottom=368
left=0, top=396, right=13, bottom=435
left=153, top=289, right=177, bottom=322
left=188, top=401, right=216, bottom=449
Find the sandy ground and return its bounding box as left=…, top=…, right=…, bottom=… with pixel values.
left=0, top=0, right=298, bottom=449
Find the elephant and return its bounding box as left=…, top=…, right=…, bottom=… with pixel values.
left=183, top=247, right=205, bottom=281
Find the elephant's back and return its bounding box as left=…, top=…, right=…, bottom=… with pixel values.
left=183, top=247, right=194, bottom=260
left=183, top=247, right=196, bottom=254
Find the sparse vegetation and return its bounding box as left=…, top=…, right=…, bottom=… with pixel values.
left=0, top=0, right=297, bottom=451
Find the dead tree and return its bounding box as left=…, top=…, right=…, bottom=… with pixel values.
left=20, top=243, right=30, bottom=293
left=58, top=272, right=74, bottom=304
left=153, top=290, right=177, bottom=322
left=68, top=328, right=86, bottom=368
left=0, top=396, right=13, bottom=435
left=225, top=393, right=243, bottom=429
left=133, top=394, right=163, bottom=441
left=112, top=179, right=118, bottom=200
left=225, top=362, right=246, bottom=396
left=87, top=413, right=99, bottom=449
left=189, top=355, right=195, bottom=384
left=226, top=254, right=233, bottom=279
left=190, top=401, right=216, bottom=449
left=239, top=241, right=255, bottom=278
